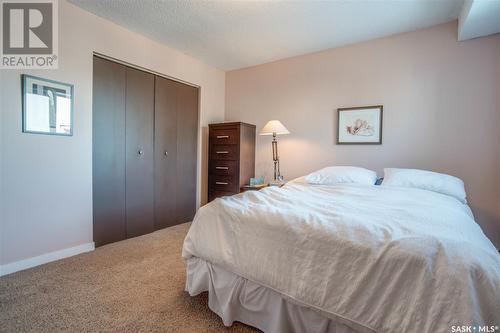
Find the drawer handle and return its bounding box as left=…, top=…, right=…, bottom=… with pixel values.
left=215, top=166, right=229, bottom=170
left=216, top=182, right=228, bottom=185
left=216, top=151, right=229, bottom=154
left=216, top=135, right=229, bottom=139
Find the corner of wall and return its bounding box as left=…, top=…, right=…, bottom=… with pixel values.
left=224, top=71, right=231, bottom=121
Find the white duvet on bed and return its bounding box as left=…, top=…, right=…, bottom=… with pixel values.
left=182, top=182, right=500, bottom=333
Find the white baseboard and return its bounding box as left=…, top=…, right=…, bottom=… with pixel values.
left=0, top=242, right=95, bottom=277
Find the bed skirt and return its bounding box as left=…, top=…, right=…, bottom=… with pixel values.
left=185, top=257, right=359, bottom=333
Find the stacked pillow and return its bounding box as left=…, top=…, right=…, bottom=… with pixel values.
left=381, top=168, right=467, bottom=204
left=304, top=166, right=378, bottom=186
left=303, top=166, right=467, bottom=203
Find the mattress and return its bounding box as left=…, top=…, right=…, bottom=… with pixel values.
left=183, top=182, right=500, bottom=333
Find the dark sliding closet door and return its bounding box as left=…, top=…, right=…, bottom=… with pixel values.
left=93, top=55, right=198, bottom=247
left=125, top=67, right=155, bottom=238
left=154, top=77, right=199, bottom=228
left=176, top=84, right=198, bottom=223
left=92, top=57, right=126, bottom=247
left=154, top=77, right=179, bottom=229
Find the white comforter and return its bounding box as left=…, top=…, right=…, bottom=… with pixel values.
left=182, top=182, right=500, bottom=333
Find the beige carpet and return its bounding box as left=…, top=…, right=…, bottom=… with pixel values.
left=0, top=223, right=259, bottom=332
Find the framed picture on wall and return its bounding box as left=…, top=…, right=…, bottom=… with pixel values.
left=22, top=75, right=74, bottom=136
left=337, top=105, right=383, bottom=144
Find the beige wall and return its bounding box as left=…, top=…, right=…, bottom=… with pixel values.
left=0, top=0, right=225, bottom=265
left=226, top=22, right=500, bottom=247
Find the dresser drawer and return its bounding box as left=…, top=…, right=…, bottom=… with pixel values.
left=210, top=128, right=239, bottom=145
left=210, top=144, right=238, bottom=161
left=210, top=160, right=238, bottom=176
left=208, top=190, right=236, bottom=202
left=209, top=175, right=239, bottom=193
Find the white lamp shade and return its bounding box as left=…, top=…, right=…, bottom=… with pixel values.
left=259, top=120, right=290, bottom=136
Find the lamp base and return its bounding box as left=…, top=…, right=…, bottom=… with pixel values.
left=269, top=179, right=286, bottom=187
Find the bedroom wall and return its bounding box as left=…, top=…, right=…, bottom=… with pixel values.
left=0, top=0, right=225, bottom=268
left=225, top=22, right=500, bottom=248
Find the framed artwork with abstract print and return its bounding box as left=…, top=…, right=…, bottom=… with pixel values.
left=337, top=105, right=383, bottom=144
left=22, top=75, right=74, bottom=136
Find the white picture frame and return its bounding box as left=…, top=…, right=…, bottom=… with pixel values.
left=22, top=75, right=74, bottom=136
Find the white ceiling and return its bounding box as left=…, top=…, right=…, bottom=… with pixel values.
left=69, top=0, right=497, bottom=71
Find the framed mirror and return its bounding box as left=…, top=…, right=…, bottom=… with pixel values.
left=22, top=75, right=74, bottom=136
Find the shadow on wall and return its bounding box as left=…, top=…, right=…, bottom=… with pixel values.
left=473, top=208, right=500, bottom=250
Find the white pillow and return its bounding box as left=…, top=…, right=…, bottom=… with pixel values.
left=305, top=166, right=378, bottom=185
left=381, top=168, right=467, bottom=203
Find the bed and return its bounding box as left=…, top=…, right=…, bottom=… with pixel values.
left=182, top=175, right=500, bottom=333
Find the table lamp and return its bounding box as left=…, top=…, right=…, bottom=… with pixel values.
left=259, top=120, right=290, bottom=185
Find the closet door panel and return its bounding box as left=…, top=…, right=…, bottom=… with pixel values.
left=125, top=67, right=155, bottom=238
left=176, top=84, right=199, bottom=222
left=154, top=77, right=178, bottom=230
left=92, top=56, right=126, bottom=247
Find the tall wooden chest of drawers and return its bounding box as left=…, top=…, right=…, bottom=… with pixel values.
left=208, top=122, right=256, bottom=202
